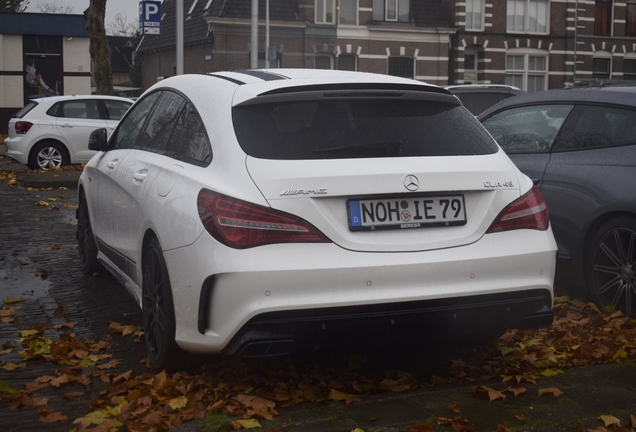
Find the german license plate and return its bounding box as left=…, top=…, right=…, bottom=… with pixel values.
left=348, top=195, right=466, bottom=231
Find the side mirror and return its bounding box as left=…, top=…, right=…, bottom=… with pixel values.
left=88, top=128, right=108, bottom=151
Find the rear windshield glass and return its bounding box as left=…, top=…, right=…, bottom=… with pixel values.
left=12, top=101, right=39, bottom=119
left=233, top=98, right=498, bottom=159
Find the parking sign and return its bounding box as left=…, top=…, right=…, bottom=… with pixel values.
left=140, top=1, right=162, bottom=36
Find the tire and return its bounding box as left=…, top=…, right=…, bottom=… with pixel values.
left=587, top=216, right=636, bottom=316
left=142, top=238, right=194, bottom=372
left=76, top=191, right=104, bottom=275
left=29, top=141, right=69, bottom=170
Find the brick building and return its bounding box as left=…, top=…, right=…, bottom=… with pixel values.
left=449, top=0, right=636, bottom=90
left=136, top=0, right=455, bottom=88
left=137, top=0, right=636, bottom=93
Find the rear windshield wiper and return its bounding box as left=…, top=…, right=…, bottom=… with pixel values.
left=311, top=140, right=402, bottom=156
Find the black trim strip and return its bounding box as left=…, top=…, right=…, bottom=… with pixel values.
left=260, top=82, right=450, bottom=97
left=64, top=72, right=92, bottom=77
left=232, top=69, right=289, bottom=81
left=95, top=237, right=137, bottom=284
left=208, top=73, right=245, bottom=86
left=0, top=71, right=23, bottom=76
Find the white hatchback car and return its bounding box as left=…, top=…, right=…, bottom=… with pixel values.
left=78, top=70, right=557, bottom=371
left=5, top=95, right=132, bottom=169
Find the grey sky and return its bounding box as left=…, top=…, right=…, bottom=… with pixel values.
left=25, top=0, right=143, bottom=29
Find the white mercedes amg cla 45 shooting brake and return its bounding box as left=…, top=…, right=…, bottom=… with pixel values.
left=78, top=70, right=557, bottom=372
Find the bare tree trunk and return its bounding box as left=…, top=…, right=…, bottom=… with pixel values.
left=85, top=0, right=113, bottom=95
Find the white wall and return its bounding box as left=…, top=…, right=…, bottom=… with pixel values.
left=64, top=76, right=92, bottom=95
left=63, top=37, right=91, bottom=75
left=0, top=35, right=24, bottom=107
left=0, top=34, right=23, bottom=71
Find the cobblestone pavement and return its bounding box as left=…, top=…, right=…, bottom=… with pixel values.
left=0, top=165, right=146, bottom=431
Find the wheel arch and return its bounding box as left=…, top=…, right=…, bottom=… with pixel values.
left=29, top=138, right=71, bottom=169
left=583, top=211, right=636, bottom=265
left=30, top=138, right=70, bottom=160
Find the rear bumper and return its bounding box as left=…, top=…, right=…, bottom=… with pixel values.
left=222, top=289, right=553, bottom=356
left=4, top=137, right=29, bottom=165
left=164, top=228, right=557, bottom=354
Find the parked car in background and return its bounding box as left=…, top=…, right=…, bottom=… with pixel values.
left=5, top=95, right=132, bottom=169
left=479, top=86, right=636, bottom=315
left=78, top=70, right=556, bottom=371
left=445, top=84, right=524, bottom=116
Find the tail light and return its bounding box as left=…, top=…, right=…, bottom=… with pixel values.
left=15, top=121, right=33, bottom=134
left=487, top=186, right=549, bottom=233
left=197, top=189, right=330, bottom=249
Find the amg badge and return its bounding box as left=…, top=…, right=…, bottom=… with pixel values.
left=280, top=189, right=328, bottom=196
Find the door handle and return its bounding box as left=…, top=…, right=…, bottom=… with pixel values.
left=133, top=170, right=148, bottom=183
left=60, top=123, right=73, bottom=128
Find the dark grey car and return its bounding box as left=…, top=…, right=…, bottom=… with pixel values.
left=478, top=86, right=636, bottom=315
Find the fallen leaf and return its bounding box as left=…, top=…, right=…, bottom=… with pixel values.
left=505, top=387, right=527, bottom=397
left=232, top=418, right=262, bottom=429
left=51, top=244, right=60, bottom=250
left=598, top=414, right=621, bottom=427
left=538, top=387, right=563, bottom=397
left=3, top=297, right=24, bottom=304
left=497, top=421, right=511, bottom=432
left=448, top=402, right=461, bottom=412
left=472, top=385, right=506, bottom=401
left=328, top=389, right=361, bottom=405
left=40, top=412, right=68, bottom=423
left=514, top=413, right=530, bottom=422
left=168, top=395, right=188, bottom=410
left=2, top=362, right=26, bottom=371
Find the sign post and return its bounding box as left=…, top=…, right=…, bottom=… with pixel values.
left=140, top=1, right=162, bottom=36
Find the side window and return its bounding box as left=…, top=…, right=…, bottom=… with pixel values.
left=103, top=100, right=132, bottom=120
left=110, top=92, right=160, bottom=150
left=136, top=91, right=185, bottom=153
left=166, top=102, right=212, bottom=166
left=482, top=104, right=574, bottom=153
left=553, top=105, right=636, bottom=151
left=52, top=100, right=100, bottom=119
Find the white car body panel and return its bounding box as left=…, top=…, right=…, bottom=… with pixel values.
left=78, top=70, right=557, bottom=359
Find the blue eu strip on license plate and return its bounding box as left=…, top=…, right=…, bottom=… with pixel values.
left=348, top=195, right=466, bottom=231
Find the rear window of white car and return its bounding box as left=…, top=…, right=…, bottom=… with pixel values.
left=12, top=101, right=39, bottom=119
left=232, top=98, right=498, bottom=160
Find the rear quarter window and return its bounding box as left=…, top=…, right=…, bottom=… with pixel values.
left=12, top=101, right=39, bottom=119
left=233, top=98, right=498, bottom=160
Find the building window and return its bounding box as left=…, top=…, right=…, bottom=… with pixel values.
left=592, top=57, right=611, bottom=79
left=505, top=53, right=547, bottom=92
left=594, top=0, right=612, bottom=36
left=388, top=56, right=414, bottom=78
left=627, top=0, right=636, bottom=36
left=340, top=0, right=357, bottom=25
left=372, top=0, right=410, bottom=22
left=315, top=55, right=334, bottom=69
left=506, top=0, right=548, bottom=33
left=338, top=55, right=357, bottom=71
left=466, top=0, right=483, bottom=30
left=316, top=0, right=335, bottom=24
left=625, top=58, right=636, bottom=80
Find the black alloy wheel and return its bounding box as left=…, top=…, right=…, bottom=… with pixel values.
left=588, top=217, right=636, bottom=316
left=142, top=238, right=192, bottom=372
left=76, top=191, right=103, bottom=275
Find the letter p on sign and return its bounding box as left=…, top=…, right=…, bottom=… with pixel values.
left=145, top=3, right=158, bottom=20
